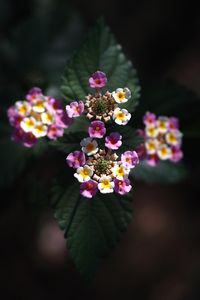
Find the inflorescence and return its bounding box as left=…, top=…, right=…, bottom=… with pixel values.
left=66, top=71, right=139, bottom=198
left=7, top=88, right=72, bottom=147
left=137, top=111, right=183, bottom=166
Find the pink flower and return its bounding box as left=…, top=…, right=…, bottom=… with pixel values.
left=55, top=111, right=73, bottom=128
left=114, top=178, right=132, bottom=195
left=136, top=144, right=146, bottom=159
left=66, top=101, right=84, bottom=118
left=88, top=120, right=106, bottom=138
left=7, top=106, right=23, bottom=128
left=12, top=128, right=37, bottom=148
left=147, top=154, right=159, bottom=167
left=80, top=180, right=98, bottom=198
left=46, top=97, right=63, bottom=114
left=89, top=71, right=107, bottom=88
left=143, top=112, right=156, bottom=126
left=121, top=151, right=139, bottom=168
left=66, top=151, right=86, bottom=168
left=26, top=87, right=43, bottom=102
left=168, top=117, right=179, bottom=130
left=23, top=132, right=38, bottom=148
left=105, top=132, right=122, bottom=150
left=170, top=146, right=183, bottom=162
left=47, top=125, right=64, bottom=140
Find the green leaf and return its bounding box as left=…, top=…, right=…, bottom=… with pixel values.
left=50, top=131, right=87, bottom=153
left=61, top=19, right=140, bottom=112
left=135, top=81, right=200, bottom=128
left=52, top=183, right=133, bottom=280
left=132, top=160, right=188, bottom=184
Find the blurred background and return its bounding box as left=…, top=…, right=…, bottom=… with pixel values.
left=0, top=0, right=200, bottom=299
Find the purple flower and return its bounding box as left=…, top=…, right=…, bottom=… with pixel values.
left=121, top=151, right=139, bottom=169
left=89, top=71, right=107, bottom=88
left=105, top=132, right=122, bottom=150
left=26, top=87, right=43, bottom=102
left=146, top=154, right=159, bottom=167
left=55, top=111, right=73, bottom=128
left=143, top=112, right=156, bottom=126
left=7, top=106, right=23, bottom=128
left=66, top=151, right=86, bottom=168
left=114, top=178, right=132, bottom=195
left=23, top=132, right=38, bottom=148
left=170, top=146, right=183, bottom=162
left=80, top=180, right=98, bottom=198
left=12, top=128, right=37, bottom=148
left=47, top=125, right=64, bottom=140
left=66, top=101, right=84, bottom=118
left=88, top=120, right=106, bottom=138
left=168, top=117, right=179, bottom=130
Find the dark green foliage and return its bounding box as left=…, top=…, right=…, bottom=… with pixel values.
left=49, top=131, right=87, bottom=153
left=52, top=183, right=133, bottom=280
left=61, top=19, right=140, bottom=112
left=132, top=160, right=188, bottom=184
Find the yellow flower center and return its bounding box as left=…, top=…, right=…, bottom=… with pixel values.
left=35, top=125, right=45, bottom=134
left=25, top=119, right=35, bottom=128
left=147, top=142, right=156, bottom=151
left=160, top=148, right=168, bottom=156
left=116, top=166, right=125, bottom=177
left=80, top=169, right=90, bottom=178
left=116, top=112, right=125, bottom=120
left=117, top=92, right=125, bottom=101
left=147, top=127, right=156, bottom=136
left=34, top=100, right=45, bottom=110
left=19, top=105, right=28, bottom=114
left=158, top=121, right=166, bottom=130
left=168, top=133, right=177, bottom=143
left=102, top=179, right=111, bottom=188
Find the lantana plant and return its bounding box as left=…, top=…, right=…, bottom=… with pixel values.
left=3, top=19, right=186, bottom=280
left=65, top=71, right=139, bottom=198
left=137, top=111, right=183, bottom=166
left=7, top=87, right=71, bottom=147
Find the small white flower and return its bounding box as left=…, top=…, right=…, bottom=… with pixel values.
left=145, top=125, right=159, bottom=138
left=165, top=130, right=182, bottom=146
left=80, top=137, right=98, bottom=156
left=145, top=139, right=159, bottom=155
left=15, top=101, right=31, bottom=116
left=20, top=116, right=37, bottom=133
left=32, top=122, right=48, bottom=138
left=112, top=164, right=130, bottom=180
left=157, top=117, right=169, bottom=134
left=112, top=87, right=131, bottom=104
left=113, top=108, right=131, bottom=125
left=157, top=144, right=172, bottom=160
left=74, top=165, right=93, bottom=182
left=32, top=97, right=47, bottom=113
left=98, top=175, right=114, bottom=194
left=41, top=111, right=54, bottom=125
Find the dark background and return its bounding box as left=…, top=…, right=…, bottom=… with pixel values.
left=0, top=0, right=200, bottom=299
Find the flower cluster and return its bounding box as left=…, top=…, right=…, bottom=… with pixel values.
left=7, top=87, right=72, bottom=147
left=138, top=112, right=183, bottom=166
left=66, top=71, right=132, bottom=125
left=66, top=130, right=139, bottom=198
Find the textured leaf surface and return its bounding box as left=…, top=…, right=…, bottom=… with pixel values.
left=132, top=160, right=188, bottom=184
left=50, top=131, right=87, bottom=153
left=52, top=182, right=133, bottom=280
left=61, top=19, right=140, bottom=112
